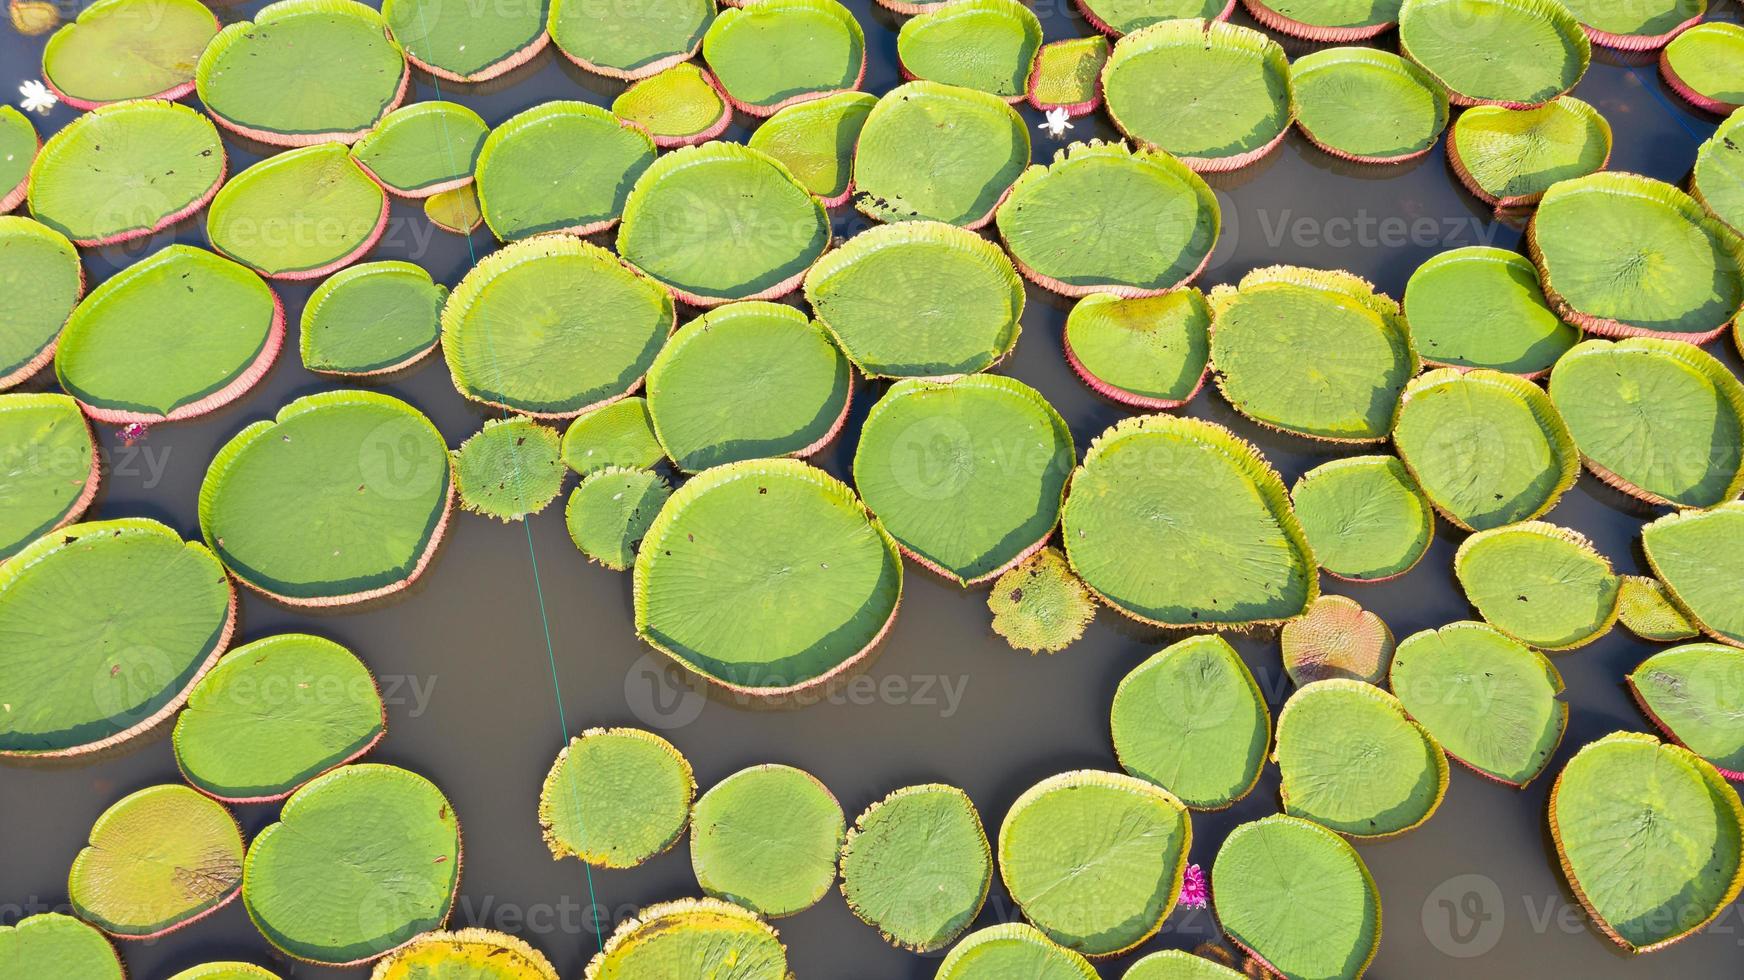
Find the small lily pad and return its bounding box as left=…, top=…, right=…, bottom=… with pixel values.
left=540, top=727, right=695, bottom=867
left=208, top=143, right=388, bottom=280
left=1211, top=815, right=1381, bottom=979
left=1449, top=97, right=1612, bottom=208
left=300, top=260, right=446, bottom=376
left=703, top=0, right=865, bottom=116
left=350, top=102, right=488, bottom=198
left=474, top=101, right=656, bottom=241
left=987, top=547, right=1097, bottom=654
left=1562, top=0, right=1704, bottom=50
left=1403, top=246, right=1579, bottom=375
left=0, top=393, right=96, bottom=561
left=69, top=784, right=243, bottom=938
left=852, top=80, right=1030, bottom=228
left=382, top=0, right=548, bottom=82
left=1661, top=22, right=1744, bottom=113
left=0, top=216, right=78, bottom=390
left=1290, top=47, right=1449, bottom=163
left=1241, top=0, right=1402, bottom=40
left=565, top=467, right=670, bottom=571
left=424, top=186, right=483, bottom=235
left=1063, top=290, right=1209, bottom=409
left=548, top=0, right=713, bottom=80
left=0, top=107, right=37, bottom=214
left=611, top=63, right=730, bottom=148
left=585, top=898, right=788, bottom=979
left=1642, top=502, right=1744, bottom=647
left=1618, top=574, right=1700, bottom=642
left=691, top=764, right=845, bottom=917
left=840, top=784, right=991, bottom=952
left=1291, top=456, right=1433, bottom=582
left=0, top=914, right=123, bottom=980
left=1279, top=594, right=1396, bottom=686
left=370, top=929, right=558, bottom=980
left=935, top=923, right=1098, bottom=979
left=452, top=417, right=566, bottom=522
left=746, top=91, right=877, bottom=205
left=561, top=398, right=665, bottom=475
left=1399, top=0, right=1591, bottom=107
left=1454, top=521, right=1619, bottom=651
left=1275, top=679, right=1448, bottom=837
left=1630, top=644, right=1744, bottom=778
left=1111, top=635, right=1270, bottom=809
left=40, top=0, right=217, bottom=108
left=897, top=0, right=1042, bottom=101
left=1028, top=36, right=1108, bottom=115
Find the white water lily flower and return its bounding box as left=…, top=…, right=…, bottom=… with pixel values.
left=1037, top=107, right=1073, bottom=139
left=18, top=78, right=56, bottom=114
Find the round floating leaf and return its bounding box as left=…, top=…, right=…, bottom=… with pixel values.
left=548, top=0, right=713, bottom=81
left=703, top=0, right=865, bottom=116
left=370, top=929, right=557, bottom=980
left=1398, top=0, right=1591, bottom=107
left=0, top=914, right=123, bottom=980
left=997, top=140, right=1219, bottom=298
left=1102, top=19, right=1291, bottom=171
left=1393, top=367, right=1579, bottom=531
left=1454, top=522, right=1619, bottom=651
left=1618, top=574, right=1700, bottom=642
left=56, top=245, right=281, bottom=423
left=647, top=302, right=849, bottom=471
left=1209, top=265, right=1417, bottom=442
left=440, top=235, right=674, bottom=416
left=173, top=634, right=385, bottom=803
left=562, top=398, right=665, bottom=475
left=0, top=216, right=79, bottom=389
left=0, top=518, right=233, bottom=758
left=0, top=106, right=37, bottom=213
left=611, top=64, right=730, bottom=148
left=208, top=143, right=388, bottom=280
left=452, top=416, right=566, bottom=522
left=198, top=390, right=452, bottom=606
left=635, top=459, right=902, bottom=696
left=585, top=898, right=788, bottom=980
left=350, top=102, right=488, bottom=198
left=244, top=764, right=461, bottom=965
left=1211, top=815, right=1381, bottom=979
left=1275, top=679, right=1448, bottom=837
left=1630, top=644, right=1744, bottom=777
left=1642, top=502, right=1744, bottom=647
left=1448, top=97, right=1611, bottom=208
left=1403, top=246, right=1579, bottom=375
left=1279, top=595, right=1396, bottom=686
left=1241, top=0, right=1403, bottom=40
left=1027, top=36, right=1108, bottom=115
left=1694, top=109, right=1744, bottom=238
left=1123, top=949, right=1246, bottom=980
left=539, top=727, right=695, bottom=867
left=1290, top=47, right=1449, bottom=163
left=746, top=91, right=876, bottom=205
left=804, top=221, right=1023, bottom=378
left=565, top=467, right=670, bottom=570
left=69, top=784, right=243, bottom=938
left=691, top=764, right=845, bottom=917
left=1075, top=0, right=1232, bottom=37
left=424, top=186, right=482, bottom=235
left=1530, top=172, right=1744, bottom=342
left=1063, top=290, right=1209, bottom=409
left=475, top=101, right=656, bottom=240
left=195, top=0, right=407, bottom=146
left=170, top=964, right=281, bottom=980
left=382, top=0, right=548, bottom=82
left=840, top=784, right=991, bottom=952
left=1550, top=731, right=1744, bottom=951
left=1291, top=456, right=1433, bottom=582
left=1111, top=635, right=1270, bottom=809
left=1662, top=22, right=1744, bottom=113
left=987, top=547, right=1097, bottom=653
left=1390, top=621, right=1566, bottom=786
left=1562, top=0, right=1704, bottom=49
left=1549, top=338, right=1744, bottom=506
left=40, top=0, right=216, bottom=108
left=28, top=99, right=223, bottom=246
left=619, top=141, right=829, bottom=306
left=897, top=0, right=1042, bottom=100
left=934, top=923, right=1098, bottom=979
left=300, top=260, right=446, bottom=376
left=0, top=393, right=96, bottom=561
left=1062, top=415, right=1318, bottom=627
left=852, top=80, right=1030, bottom=228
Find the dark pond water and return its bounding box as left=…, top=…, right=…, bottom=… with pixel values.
left=5, top=1, right=1744, bottom=976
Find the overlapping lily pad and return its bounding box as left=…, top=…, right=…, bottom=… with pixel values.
left=350, top=102, right=488, bottom=198
left=562, top=398, right=665, bottom=475
left=1618, top=574, right=1700, bottom=642
left=453, top=417, right=566, bottom=522
left=746, top=91, right=876, bottom=205
left=208, top=144, right=388, bottom=280
left=382, top=0, right=548, bottom=82
left=69, top=784, right=243, bottom=938
left=1275, top=679, right=1448, bottom=837
left=1279, top=594, right=1396, bottom=686
left=40, top=0, right=217, bottom=108
left=703, top=0, right=865, bottom=116
left=371, top=929, right=558, bottom=980
left=987, top=547, right=1097, bottom=653
left=1027, top=36, right=1108, bottom=116
left=474, top=101, right=656, bottom=240
left=1693, top=109, right=1744, bottom=238
left=0, top=393, right=96, bottom=561
left=0, top=216, right=78, bottom=389
left=1403, top=247, right=1578, bottom=375
left=840, top=784, right=991, bottom=952
left=1642, top=502, right=1744, bottom=647
left=1291, top=456, right=1433, bottom=582
left=691, top=764, right=845, bottom=917
left=0, top=914, right=123, bottom=979
left=585, top=898, right=788, bottom=979
left=1454, top=522, right=1619, bottom=651
left=1241, top=0, right=1403, bottom=40
left=897, top=0, right=1041, bottom=101
left=1629, top=644, right=1744, bottom=778
left=1211, top=815, right=1381, bottom=978
left=423, top=186, right=482, bottom=234
left=300, top=260, right=445, bottom=376
left=540, top=727, right=695, bottom=867
left=611, top=64, right=730, bottom=148
left=565, top=467, right=670, bottom=570
left=1661, top=22, right=1744, bottom=113
left=0, top=107, right=36, bottom=213
left=1075, top=0, right=1233, bottom=37
left=548, top=0, right=713, bottom=80
left=1290, top=47, right=1449, bottom=163
left=1063, top=290, right=1209, bottom=409
left=1449, top=97, right=1611, bottom=208
left=1111, top=635, right=1269, bottom=809
left=935, top=923, right=1097, bottom=979
left=1399, top=0, right=1591, bottom=107
left=1562, top=0, right=1704, bottom=49
left=852, top=81, right=1030, bottom=228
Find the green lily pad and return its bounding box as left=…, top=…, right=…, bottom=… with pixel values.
left=996, top=140, right=1219, bottom=298
left=897, top=0, right=1042, bottom=100
left=1563, top=0, right=1704, bottom=49
left=198, top=390, right=452, bottom=606
left=1618, top=574, right=1701, bottom=642
left=1399, top=0, right=1591, bottom=106
left=1662, top=22, right=1744, bottom=113
left=0, top=393, right=95, bottom=561
left=40, top=0, right=216, bottom=108
left=691, top=764, right=845, bottom=916
left=28, top=99, right=223, bottom=246
left=1454, top=522, right=1620, bottom=651
left=611, top=63, right=730, bottom=148
left=1693, top=108, right=1744, bottom=238
left=1102, top=19, right=1291, bottom=171
left=1062, top=415, right=1318, bottom=627
left=350, top=102, right=488, bottom=198
left=1291, top=455, right=1433, bottom=582
left=474, top=101, right=656, bottom=240
left=0, top=518, right=233, bottom=757
left=1275, top=679, right=1448, bottom=837
left=382, top=0, right=548, bottom=82
left=935, top=923, right=1098, bottom=979
left=440, top=235, right=674, bottom=416
left=195, top=0, right=407, bottom=146
left=0, top=107, right=38, bottom=214
left=539, top=727, right=695, bottom=867
left=619, top=141, right=830, bottom=306
left=70, top=784, right=243, bottom=937
left=565, top=467, right=671, bottom=571
left=1063, top=290, right=1209, bottom=409
left=1111, top=635, right=1270, bottom=809
left=840, top=784, right=991, bottom=952
left=452, top=417, right=566, bottom=522
left=424, top=186, right=482, bottom=235
left=561, top=398, right=665, bottom=475
left=548, top=0, right=713, bottom=80
left=1290, top=47, right=1449, bottom=163
left=1550, top=731, right=1744, bottom=951
left=1211, top=815, right=1381, bottom=979
left=1642, top=502, right=1744, bottom=647
left=0, top=216, right=78, bottom=390
left=169, top=964, right=281, bottom=980
left=585, top=898, right=788, bottom=979
left=1279, top=594, right=1396, bottom=686
left=173, top=633, right=385, bottom=803
left=371, top=929, right=557, bottom=980
left=244, top=764, right=460, bottom=965
left=209, top=143, right=388, bottom=280
left=852, top=80, right=1030, bottom=228
left=1449, top=97, right=1611, bottom=208
left=0, top=914, right=123, bottom=980
left=746, top=91, right=877, bottom=205
left=804, top=220, right=1023, bottom=378
left=1075, top=0, right=1232, bottom=37
left=703, top=0, right=864, bottom=116
left=1027, top=36, right=1108, bottom=115
left=300, top=260, right=446, bottom=376
left=1390, top=621, right=1567, bottom=786
left=1242, top=0, right=1403, bottom=39
left=987, top=547, right=1096, bottom=654
left=1123, top=949, right=1246, bottom=979
left=1392, top=367, right=1579, bottom=531
left=1630, top=644, right=1744, bottom=777
left=1403, top=247, right=1579, bottom=375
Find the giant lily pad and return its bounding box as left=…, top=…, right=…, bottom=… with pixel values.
left=1061, top=415, right=1317, bottom=627
left=1275, top=679, right=1448, bottom=837
left=1291, top=455, right=1433, bottom=582
left=839, top=784, right=991, bottom=952
left=196, top=0, right=407, bottom=146
left=853, top=375, right=1073, bottom=584
left=170, top=965, right=280, bottom=980
left=1693, top=108, right=1744, bottom=238
left=1027, top=36, right=1108, bottom=116
left=1290, top=47, right=1449, bottom=163
left=1211, top=815, right=1381, bottom=979
left=1453, top=522, right=1619, bottom=651
left=987, top=547, right=1097, bottom=653
left=746, top=91, right=876, bottom=206
left=474, top=101, right=655, bottom=241
left=1075, top=0, right=1232, bottom=37
left=804, top=220, right=1023, bottom=377
left=561, top=398, right=665, bottom=475
left=0, top=914, right=123, bottom=980
left=40, top=0, right=217, bottom=108
left=634, top=459, right=902, bottom=696
left=1393, top=368, right=1579, bottom=531
left=1403, top=246, right=1579, bottom=375
left=611, top=64, right=731, bottom=148
left=441, top=235, right=674, bottom=416
left=1123, top=950, right=1245, bottom=980
left=1390, top=621, right=1567, bottom=786
left=198, top=390, right=452, bottom=606
left=1279, top=594, right=1396, bottom=686
left=585, top=898, right=788, bottom=979
left=0, top=393, right=96, bottom=561
left=452, top=417, right=566, bottom=521
left=1102, top=19, right=1291, bottom=172
left=244, top=764, right=460, bottom=965
left=1630, top=644, right=1744, bottom=778
left=350, top=102, right=488, bottom=198
left=852, top=81, right=1030, bottom=228
left=300, top=260, right=445, bottom=376
left=56, top=245, right=282, bottom=423
left=1661, top=22, right=1744, bottom=114
left=1562, top=0, right=1704, bottom=49
left=1549, top=731, right=1744, bottom=951
left=619, top=141, right=829, bottom=306
left=702, top=0, right=864, bottom=116
left=1241, top=0, right=1403, bottom=40
left=1063, top=290, right=1209, bottom=409
left=539, top=727, right=695, bottom=867
left=1448, top=97, right=1611, bottom=208
left=548, top=0, right=713, bottom=80
left=565, top=467, right=670, bottom=570
left=208, top=144, right=388, bottom=280
left=382, top=0, right=548, bottom=82
left=996, top=140, right=1219, bottom=298
left=0, top=107, right=36, bottom=213
left=1619, top=574, right=1701, bottom=642
left=69, top=784, right=243, bottom=938
left=1549, top=338, right=1744, bottom=507
left=371, top=929, right=558, bottom=980
left=1642, top=502, right=1744, bottom=647
left=935, top=923, right=1097, bottom=979
left=1398, top=0, right=1591, bottom=107
left=0, top=217, right=79, bottom=389
left=1111, top=635, right=1269, bottom=809
left=897, top=0, right=1041, bottom=101
left=28, top=99, right=223, bottom=246
left=1209, top=266, right=1417, bottom=442
left=691, top=764, right=845, bottom=917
